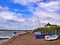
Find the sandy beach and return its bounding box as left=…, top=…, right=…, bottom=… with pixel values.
left=1, top=32, right=60, bottom=45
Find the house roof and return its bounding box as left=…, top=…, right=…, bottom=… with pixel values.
left=45, top=23, right=57, bottom=26
left=45, top=23, right=51, bottom=26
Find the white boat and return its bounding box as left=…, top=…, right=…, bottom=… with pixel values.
left=45, top=34, right=58, bottom=40
left=34, top=32, right=42, bottom=35
left=0, top=36, right=11, bottom=39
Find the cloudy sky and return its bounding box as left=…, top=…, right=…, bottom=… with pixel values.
left=0, top=0, right=60, bottom=30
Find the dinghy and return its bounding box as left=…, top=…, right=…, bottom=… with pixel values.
left=45, top=34, right=58, bottom=40
left=0, top=36, right=11, bottom=39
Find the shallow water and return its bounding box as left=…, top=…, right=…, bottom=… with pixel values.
left=0, top=39, right=8, bottom=44
left=0, top=31, right=25, bottom=44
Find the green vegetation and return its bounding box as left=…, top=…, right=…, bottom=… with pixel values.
left=34, top=26, right=60, bottom=34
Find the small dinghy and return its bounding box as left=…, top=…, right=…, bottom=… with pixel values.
left=0, top=36, right=11, bottom=39
left=12, top=32, right=17, bottom=35
left=45, top=34, right=58, bottom=40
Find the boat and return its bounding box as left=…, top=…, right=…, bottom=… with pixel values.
left=35, top=35, right=45, bottom=39
left=12, top=32, right=27, bottom=36
left=34, top=32, right=45, bottom=39
left=45, top=34, right=58, bottom=40
left=0, top=36, right=11, bottom=39
left=34, top=32, right=42, bottom=35
left=12, top=32, right=17, bottom=35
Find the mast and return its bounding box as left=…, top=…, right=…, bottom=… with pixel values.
left=37, top=16, right=40, bottom=28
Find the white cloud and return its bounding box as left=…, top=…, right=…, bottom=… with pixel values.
left=0, top=6, right=27, bottom=30
left=0, top=11, right=25, bottom=22
left=39, top=1, right=60, bottom=12
left=0, top=0, right=60, bottom=30
left=10, top=0, right=41, bottom=5
left=0, top=6, right=39, bottom=30
left=0, top=11, right=15, bottom=20
left=27, top=0, right=60, bottom=26
left=0, top=6, right=25, bottom=22
left=32, top=10, right=60, bottom=26
left=0, top=6, right=9, bottom=11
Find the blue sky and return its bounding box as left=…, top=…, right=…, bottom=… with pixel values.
left=0, top=0, right=60, bottom=30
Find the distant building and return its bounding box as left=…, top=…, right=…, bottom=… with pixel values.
left=45, top=23, right=57, bottom=27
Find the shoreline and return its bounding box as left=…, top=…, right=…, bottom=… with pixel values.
left=1, top=32, right=60, bottom=45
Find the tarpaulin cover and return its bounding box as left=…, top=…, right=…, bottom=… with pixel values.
left=35, top=35, right=45, bottom=39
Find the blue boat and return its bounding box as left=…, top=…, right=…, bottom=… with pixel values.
left=34, top=32, right=45, bottom=39
left=35, top=35, right=45, bottom=39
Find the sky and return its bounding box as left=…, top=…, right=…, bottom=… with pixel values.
left=0, top=0, right=60, bottom=30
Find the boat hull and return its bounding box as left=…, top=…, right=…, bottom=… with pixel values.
left=35, top=35, right=45, bottom=39
left=0, top=36, right=11, bottom=39
left=45, top=35, right=58, bottom=40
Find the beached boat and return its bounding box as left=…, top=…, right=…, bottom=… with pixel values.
left=35, top=35, right=45, bottom=39
left=34, top=32, right=42, bottom=35
left=34, top=32, right=45, bottom=39
left=12, top=32, right=27, bottom=36
left=45, top=34, right=58, bottom=40
left=0, top=36, right=11, bottom=39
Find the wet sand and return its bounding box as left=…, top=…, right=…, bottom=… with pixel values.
left=1, top=32, right=60, bottom=45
